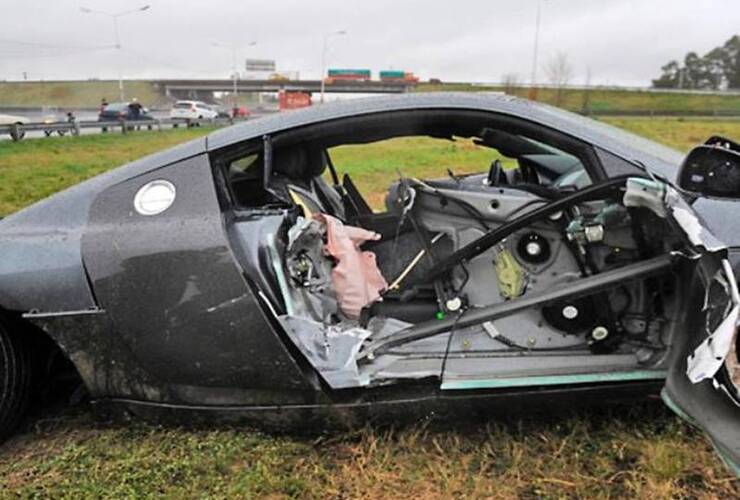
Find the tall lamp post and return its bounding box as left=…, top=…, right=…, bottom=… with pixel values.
left=320, top=30, right=347, bottom=104
left=213, top=41, right=256, bottom=116
left=80, top=4, right=150, bottom=101
left=529, top=0, right=546, bottom=99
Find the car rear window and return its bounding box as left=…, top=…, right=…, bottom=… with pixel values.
left=175, top=102, right=193, bottom=109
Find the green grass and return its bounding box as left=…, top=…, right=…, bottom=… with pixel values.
left=417, top=83, right=740, bottom=115
left=0, top=128, right=212, bottom=216
left=1, top=119, right=739, bottom=497
left=599, top=116, right=740, bottom=151
left=1, top=404, right=736, bottom=498
left=3, top=79, right=740, bottom=115
left=0, top=80, right=169, bottom=108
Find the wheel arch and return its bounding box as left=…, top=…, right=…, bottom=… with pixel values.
left=0, top=306, right=85, bottom=395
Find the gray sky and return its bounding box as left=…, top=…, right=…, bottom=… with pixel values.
left=1, top=0, right=738, bottom=86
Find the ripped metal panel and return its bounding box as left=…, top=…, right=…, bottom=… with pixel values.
left=278, top=316, right=371, bottom=389
left=687, top=260, right=740, bottom=384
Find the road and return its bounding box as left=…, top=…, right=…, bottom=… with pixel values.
left=0, top=108, right=275, bottom=141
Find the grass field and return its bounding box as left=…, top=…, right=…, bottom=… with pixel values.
left=0, top=80, right=169, bottom=108
left=417, top=83, right=740, bottom=115
left=2, top=79, right=740, bottom=115
left=0, top=118, right=739, bottom=498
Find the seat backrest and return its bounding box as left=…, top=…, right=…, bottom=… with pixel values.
left=272, top=145, right=345, bottom=219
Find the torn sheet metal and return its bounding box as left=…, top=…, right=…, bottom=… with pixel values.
left=669, top=201, right=727, bottom=253
left=687, top=260, right=740, bottom=384
left=687, top=304, right=739, bottom=383
left=623, top=177, right=668, bottom=217
left=278, top=315, right=372, bottom=388
left=277, top=315, right=412, bottom=388
left=623, top=177, right=726, bottom=252
left=285, top=217, right=337, bottom=322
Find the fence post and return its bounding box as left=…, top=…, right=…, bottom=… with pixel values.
left=121, top=120, right=127, bottom=134
left=72, top=122, right=80, bottom=136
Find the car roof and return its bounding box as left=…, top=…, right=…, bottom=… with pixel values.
left=206, top=92, right=683, bottom=176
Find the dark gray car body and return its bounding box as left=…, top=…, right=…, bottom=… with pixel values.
left=0, top=93, right=737, bottom=471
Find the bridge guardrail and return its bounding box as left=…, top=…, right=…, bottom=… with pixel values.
left=1, top=116, right=244, bottom=141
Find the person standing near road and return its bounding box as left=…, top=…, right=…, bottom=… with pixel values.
left=100, top=98, right=109, bottom=132
left=128, top=98, right=143, bottom=120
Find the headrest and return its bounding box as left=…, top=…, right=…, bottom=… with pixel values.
left=272, top=146, right=326, bottom=180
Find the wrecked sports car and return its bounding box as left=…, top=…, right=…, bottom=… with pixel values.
left=0, top=94, right=738, bottom=472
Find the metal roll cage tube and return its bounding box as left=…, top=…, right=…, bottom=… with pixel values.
left=360, top=252, right=676, bottom=359
left=407, top=174, right=648, bottom=288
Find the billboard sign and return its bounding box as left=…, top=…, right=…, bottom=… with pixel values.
left=246, top=59, right=276, bottom=72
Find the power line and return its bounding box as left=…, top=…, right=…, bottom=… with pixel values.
left=0, top=47, right=113, bottom=60
left=0, top=37, right=113, bottom=50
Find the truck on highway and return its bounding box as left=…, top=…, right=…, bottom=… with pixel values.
left=379, top=70, right=419, bottom=83
left=325, top=68, right=372, bottom=82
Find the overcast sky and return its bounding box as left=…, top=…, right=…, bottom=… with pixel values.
left=0, top=0, right=738, bottom=86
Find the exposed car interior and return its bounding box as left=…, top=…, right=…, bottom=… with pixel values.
left=211, top=109, right=725, bottom=391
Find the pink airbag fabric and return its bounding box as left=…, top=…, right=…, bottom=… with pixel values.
left=314, top=213, right=387, bottom=319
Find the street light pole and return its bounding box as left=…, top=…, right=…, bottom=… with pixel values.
left=529, top=0, right=543, bottom=88
left=213, top=41, right=256, bottom=116
left=231, top=46, right=237, bottom=106
left=112, top=16, right=123, bottom=100
left=81, top=5, right=150, bottom=101
left=320, top=30, right=347, bottom=104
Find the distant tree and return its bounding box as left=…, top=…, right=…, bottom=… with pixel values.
left=652, top=60, right=682, bottom=88
left=719, top=35, right=740, bottom=89
left=652, top=34, right=739, bottom=89
left=684, top=52, right=714, bottom=89
left=703, top=47, right=726, bottom=89
left=545, top=52, right=573, bottom=106
left=501, top=73, right=519, bottom=95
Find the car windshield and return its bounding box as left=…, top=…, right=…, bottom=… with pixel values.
left=104, top=103, right=126, bottom=112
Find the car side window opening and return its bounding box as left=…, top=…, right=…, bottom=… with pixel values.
left=210, top=108, right=695, bottom=393
left=218, top=110, right=602, bottom=214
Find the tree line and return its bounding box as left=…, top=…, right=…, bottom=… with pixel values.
left=653, top=35, right=739, bottom=90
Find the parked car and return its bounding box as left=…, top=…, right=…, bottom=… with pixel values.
left=0, top=113, right=30, bottom=140
left=0, top=93, right=737, bottom=474
left=0, top=113, right=29, bottom=126
left=231, top=105, right=250, bottom=118
left=41, top=112, right=77, bottom=137
left=98, top=102, right=153, bottom=122
left=169, top=100, right=219, bottom=121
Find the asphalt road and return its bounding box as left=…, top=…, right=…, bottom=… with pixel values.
left=0, top=108, right=274, bottom=141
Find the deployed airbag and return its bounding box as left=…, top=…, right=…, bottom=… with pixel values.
left=314, top=213, right=387, bottom=319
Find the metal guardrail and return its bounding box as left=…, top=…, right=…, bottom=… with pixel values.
left=0, top=116, right=244, bottom=141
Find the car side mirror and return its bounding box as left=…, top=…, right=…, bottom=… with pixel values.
left=678, top=136, right=740, bottom=200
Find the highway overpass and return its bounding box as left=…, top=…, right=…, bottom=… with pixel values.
left=156, top=79, right=414, bottom=99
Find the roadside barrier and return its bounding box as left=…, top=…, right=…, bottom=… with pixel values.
left=1, top=116, right=245, bottom=141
